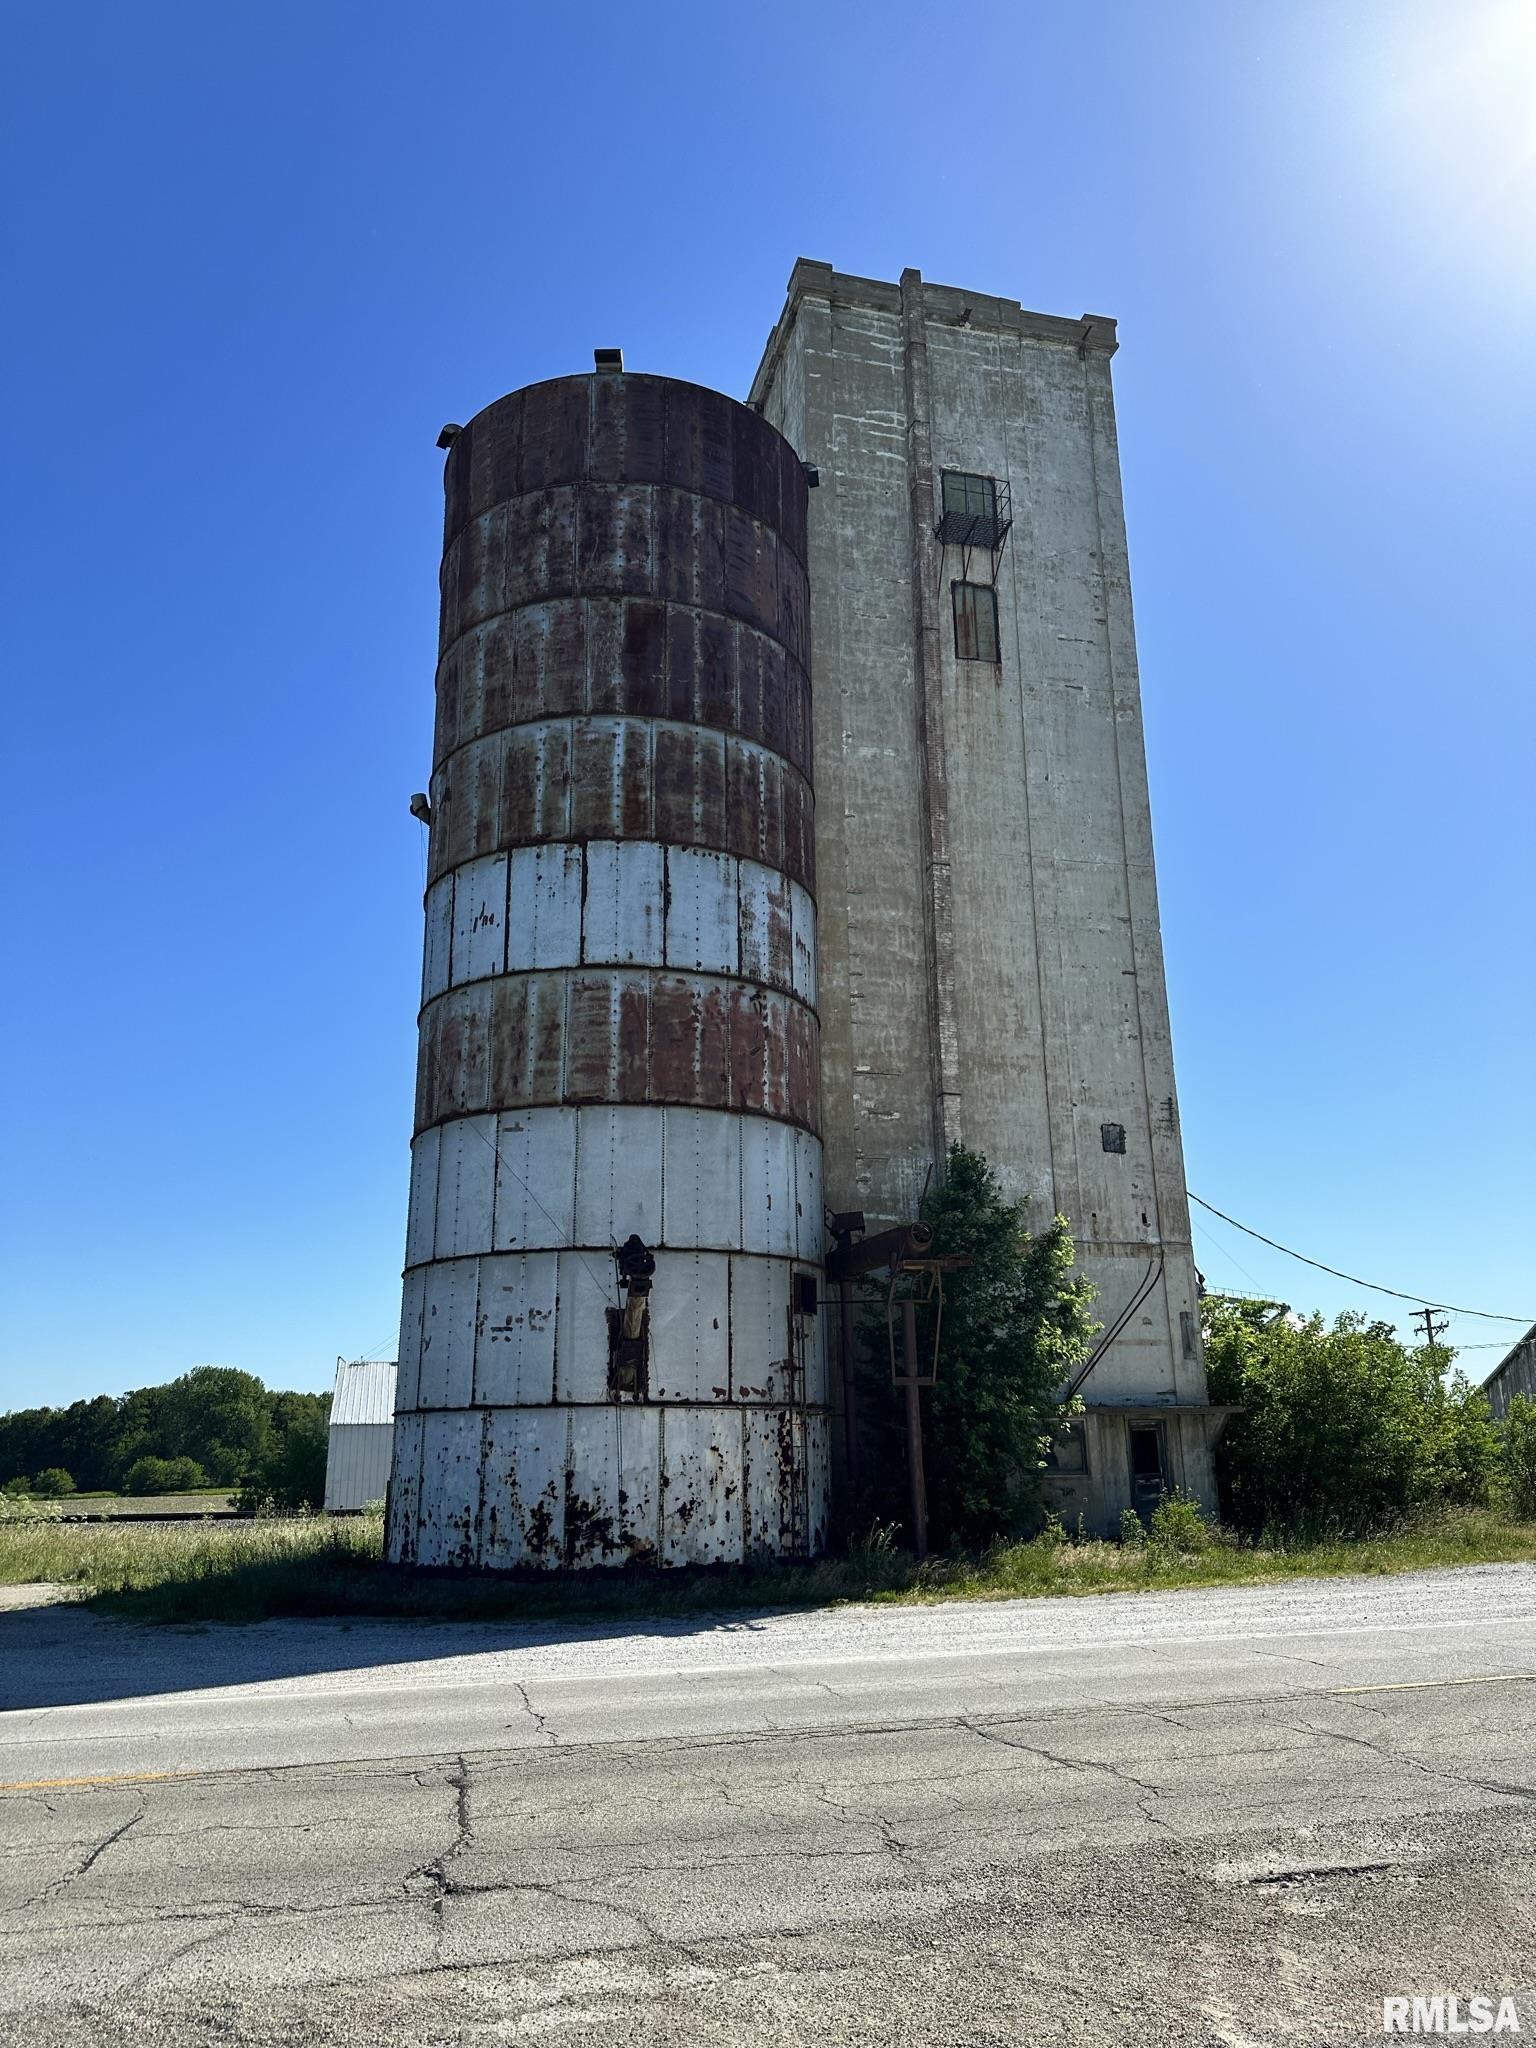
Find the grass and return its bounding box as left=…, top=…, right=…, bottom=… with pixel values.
left=2, top=1506, right=1535, bottom=1627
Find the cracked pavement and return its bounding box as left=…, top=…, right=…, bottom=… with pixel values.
left=2, top=1566, right=1536, bottom=2044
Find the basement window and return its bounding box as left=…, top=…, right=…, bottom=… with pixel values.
left=952, top=581, right=999, bottom=663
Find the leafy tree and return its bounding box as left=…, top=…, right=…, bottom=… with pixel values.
left=122, top=1455, right=175, bottom=1496
left=1204, top=1297, right=1499, bottom=1532
left=857, top=1144, right=1096, bottom=1549
left=235, top=1412, right=328, bottom=1514
left=157, top=1367, right=272, bottom=1483
left=30, top=1467, right=75, bottom=1497
left=163, top=1456, right=207, bottom=1491
left=1503, top=1395, right=1536, bottom=1520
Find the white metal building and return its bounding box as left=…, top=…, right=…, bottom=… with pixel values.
left=324, top=1358, right=397, bottom=1512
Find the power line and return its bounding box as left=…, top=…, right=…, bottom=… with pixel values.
left=1187, top=1193, right=1531, bottom=1325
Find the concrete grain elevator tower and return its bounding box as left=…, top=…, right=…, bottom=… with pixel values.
left=751, top=263, right=1222, bottom=1534
left=387, top=367, right=829, bottom=1570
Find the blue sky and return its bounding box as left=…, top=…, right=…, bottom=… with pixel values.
left=2, top=0, right=1531, bottom=1410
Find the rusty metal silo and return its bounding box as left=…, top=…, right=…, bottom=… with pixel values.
left=386, top=370, right=828, bottom=1570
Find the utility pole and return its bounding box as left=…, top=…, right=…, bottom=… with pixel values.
left=1414, top=1307, right=1450, bottom=1350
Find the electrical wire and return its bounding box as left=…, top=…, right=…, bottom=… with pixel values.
left=1066, top=1253, right=1165, bottom=1400
left=463, top=1118, right=618, bottom=1308
left=1187, top=1193, right=1531, bottom=1325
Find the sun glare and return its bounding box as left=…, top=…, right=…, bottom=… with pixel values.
left=1370, top=0, right=1536, bottom=287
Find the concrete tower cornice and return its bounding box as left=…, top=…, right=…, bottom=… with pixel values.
left=749, top=259, right=1117, bottom=409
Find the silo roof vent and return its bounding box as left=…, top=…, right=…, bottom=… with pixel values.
left=593, top=347, right=624, bottom=374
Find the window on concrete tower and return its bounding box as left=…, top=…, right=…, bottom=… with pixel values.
left=941, top=470, right=997, bottom=527
left=952, top=581, right=999, bottom=663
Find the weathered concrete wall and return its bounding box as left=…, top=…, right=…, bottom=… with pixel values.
left=752, top=264, right=1217, bottom=1529
left=388, top=374, right=829, bottom=1570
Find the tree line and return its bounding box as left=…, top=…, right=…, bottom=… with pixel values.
left=0, top=1367, right=331, bottom=1507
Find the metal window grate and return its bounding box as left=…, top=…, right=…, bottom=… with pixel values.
left=937, top=470, right=1012, bottom=551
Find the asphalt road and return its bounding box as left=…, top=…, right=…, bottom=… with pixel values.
left=2, top=1566, right=1535, bottom=2046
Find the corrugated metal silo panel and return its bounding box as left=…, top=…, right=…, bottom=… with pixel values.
left=508, top=842, right=583, bottom=971
left=582, top=840, right=664, bottom=965
left=474, top=1250, right=558, bottom=1405
left=742, top=1406, right=793, bottom=1557
left=480, top=1407, right=567, bottom=1569
left=728, top=1256, right=789, bottom=1395
left=663, top=848, right=740, bottom=974
left=386, top=1411, right=425, bottom=1563
left=564, top=1409, right=624, bottom=1567
left=422, top=877, right=453, bottom=1004
left=416, top=1410, right=485, bottom=1566
left=491, top=1106, right=577, bottom=1251
left=451, top=852, right=509, bottom=983
left=736, top=859, right=776, bottom=987
left=615, top=1405, right=662, bottom=1562
left=648, top=1251, right=731, bottom=1402
left=804, top=1412, right=830, bottom=1554
left=741, top=1118, right=796, bottom=1259
left=661, top=1108, right=742, bottom=1251
left=573, top=1105, right=662, bottom=1247
left=659, top=1409, right=741, bottom=1565
left=394, top=1277, right=425, bottom=1413
left=405, top=1127, right=440, bottom=1267
left=790, top=881, right=817, bottom=1006
left=419, top=1258, right=478, bottom=1409
left=553, top=1249, right=616, bottom=1402
left=793, top=1129, right=823, bottom=1262
left=434, top=1115, right=497, bottom=1258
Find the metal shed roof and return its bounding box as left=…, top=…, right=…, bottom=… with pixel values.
left=329, top=1357, right=398, bottom=1428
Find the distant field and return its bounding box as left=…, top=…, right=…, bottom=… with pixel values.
left=2, top=1506, right=1535, bottom=1626
left=57, top=1490, right=234, bottom=1518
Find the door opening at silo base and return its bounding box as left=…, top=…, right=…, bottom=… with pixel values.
left=1129, top=1424, right=1166, bottom=1522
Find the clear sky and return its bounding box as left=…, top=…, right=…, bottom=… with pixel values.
left=2, top=0, right=1532, bottom=1411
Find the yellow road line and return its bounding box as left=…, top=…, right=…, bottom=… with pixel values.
left=0, top=1770, right=191, bottom=1792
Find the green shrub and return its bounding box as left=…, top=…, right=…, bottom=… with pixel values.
left=234, top=1415, right=328, bottom=1513
left=1205, top=1299, right=1500, bottom=1533
left=1504, top=1396, right=1536, bottom=1520
left=1119, top=1506, right=1146, bottom=1547
left=1148, top=1487, right=1210, bottom=1552
left=123, top=1456, right=175, bottom=1496
left=29, top=1467, right=75, bottom=1497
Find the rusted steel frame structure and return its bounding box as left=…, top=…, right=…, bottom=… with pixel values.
left=825, top=1224, right=969, bottom=1561
left=388, top=372, right=830, bottom=1572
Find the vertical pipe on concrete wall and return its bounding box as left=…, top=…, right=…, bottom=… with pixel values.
left=387, top=373, right=829, bottom=1570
